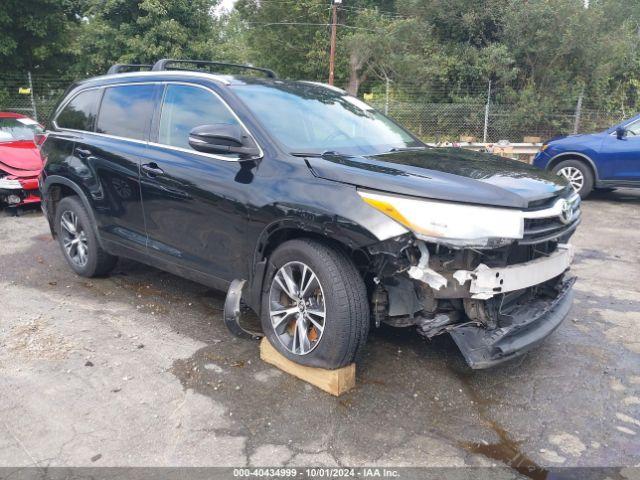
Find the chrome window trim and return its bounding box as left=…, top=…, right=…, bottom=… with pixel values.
left=147, top=141, right=243, bottom=162
left=53, top=128, right=149, bottom=147
left=53, top=80, right=263, bottom=163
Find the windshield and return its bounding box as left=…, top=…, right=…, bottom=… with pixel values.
left=0, top=117, right=43, bottom=142
left=232, top=82, right=423, bottom=155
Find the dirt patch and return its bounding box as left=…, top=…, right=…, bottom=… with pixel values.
left=3, top=317, right=74, bottom=361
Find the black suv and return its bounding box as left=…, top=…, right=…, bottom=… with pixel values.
left=40, top=59, right=581, bottom=370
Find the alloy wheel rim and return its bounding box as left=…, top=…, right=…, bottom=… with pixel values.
left=558, top=166, right=584, bottom=193
left=60, top=210, right=89, bottom=267
left=268, top=261, right=326, bottom=355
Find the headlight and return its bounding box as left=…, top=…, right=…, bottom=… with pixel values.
left=540, top=143, right=550, bottom=152
left=0, top=177, right=23, bottom=189
left=358, top=190, right=523, bottom=248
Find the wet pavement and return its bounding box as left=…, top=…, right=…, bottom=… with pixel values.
left=0, top=189, right=639, bottom=474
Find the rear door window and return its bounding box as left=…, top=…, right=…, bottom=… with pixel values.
left=56, top=89, right=101, bottom=131
left=158, top=84, right=239, bottom=150
left=96, top=84, right=155, bottom=141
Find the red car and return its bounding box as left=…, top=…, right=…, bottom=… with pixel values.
left=0, top=112, right=45, bottom=207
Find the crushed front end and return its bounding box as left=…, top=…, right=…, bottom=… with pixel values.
left=360, top=188, right=581, bottom=369
left=0, top=173, right=40, bottom=207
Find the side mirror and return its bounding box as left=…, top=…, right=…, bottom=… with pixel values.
left=188, top=124, right=260, bottom=157
left=615, top=126, right=627, bottom=139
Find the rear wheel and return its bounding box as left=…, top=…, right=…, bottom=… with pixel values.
left=261, top=239, right=369, bottom=369
left=55, top=196, right=117, bottom=277
left=552, top=159, right=594, bottom=198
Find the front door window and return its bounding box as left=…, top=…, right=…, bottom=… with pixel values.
left=158, top=84, right=240, bottom=151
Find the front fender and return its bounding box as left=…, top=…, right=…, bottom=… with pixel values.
left=244, top=189, right=408, bottom=314
left=548, top=151, right=601, bottom=181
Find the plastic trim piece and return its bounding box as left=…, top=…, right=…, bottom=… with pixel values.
left=453, top=244, right=574, bottom=299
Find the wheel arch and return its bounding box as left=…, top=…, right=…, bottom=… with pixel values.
left=548, top=152, right=599, bottom=182
left=245, top=220, right=373, bottom=316
left=42, top=175, right=105, bottom=247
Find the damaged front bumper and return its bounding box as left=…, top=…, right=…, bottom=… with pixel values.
left=453, top=244, right=574, bottom=300
left=0, top=176, right=40, bottom=206
left=365, top=234, right=578, bottom=369
left=450, top=276, right=576, bottom=369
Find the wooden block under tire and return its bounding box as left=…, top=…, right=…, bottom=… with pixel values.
left=259, top=338, right=355, bottom=396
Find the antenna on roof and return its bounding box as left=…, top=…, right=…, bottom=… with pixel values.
left=151, top=59, right=277, bottom=79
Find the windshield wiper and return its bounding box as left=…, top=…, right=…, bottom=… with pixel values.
left=387, top=146, right=428, bottom=152
left=290, top=150, right=342, bottom=158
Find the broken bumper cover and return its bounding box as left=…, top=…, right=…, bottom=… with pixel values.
left=0, top=176, right=40, bottom=206
left=453, top=244, right=574, bottom=299
left=449, top=276, right=576, bottom=369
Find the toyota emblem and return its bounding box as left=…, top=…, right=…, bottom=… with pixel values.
left=559, top=199, right=572, bottom=224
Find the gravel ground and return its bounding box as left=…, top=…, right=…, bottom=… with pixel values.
left=0, top=189, right=639, bottom=475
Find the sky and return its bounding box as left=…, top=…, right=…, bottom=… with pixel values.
left=214, top=0, right=239, bottom=16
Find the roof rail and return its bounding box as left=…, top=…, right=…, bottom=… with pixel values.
left=151, top=59, right=277, bottom=79
left=107, top=64, right=153, bottom=75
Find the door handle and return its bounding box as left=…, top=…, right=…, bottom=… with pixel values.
left=141, top=162, right=165, bottom=177
left=75, top=148, right=92, bottom=158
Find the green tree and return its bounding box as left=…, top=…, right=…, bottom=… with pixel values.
left=72, top=0, right=222, bottom=76
left=234, top=0, right=331, bottom=80
left=0, top=0, right=81, bottom=73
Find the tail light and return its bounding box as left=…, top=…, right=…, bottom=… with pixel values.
left=34, top=132, right=48, bottom=148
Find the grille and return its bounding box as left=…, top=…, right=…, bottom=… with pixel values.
left=521, top=211, right=581, bottom=245
left=520, top=189, right=581, bottom=245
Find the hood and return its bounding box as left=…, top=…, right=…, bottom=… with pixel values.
left=548, top=132, right=606, bottom=144
left=305, top=148, right=568, bottom=209
left=0, top=140, right=43, bottom=177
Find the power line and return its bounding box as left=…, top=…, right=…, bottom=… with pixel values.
left=243, top=20, right=384, bottom=33
left=337, top=4, right=410, bottom=19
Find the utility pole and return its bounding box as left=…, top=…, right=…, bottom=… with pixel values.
left=328, top=0, right=341, bottom=85
left=483, top=79, right=492, bottom=143
left=383, top=72, right=391, bottom=115
left=27, top=71, right=37, bottom=122
left=573, top=86, right=584, bottom=134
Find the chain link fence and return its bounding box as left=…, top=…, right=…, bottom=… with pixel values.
left=0, top=73, right=74, bottom=126
left=369, top=95, right=623, bottom=143
left=0, top=72, right=628, bottom=142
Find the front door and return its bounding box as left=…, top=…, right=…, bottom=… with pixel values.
left=140, top=83, right=256, bottom=282
left=598, top=117, right=640, bottom=181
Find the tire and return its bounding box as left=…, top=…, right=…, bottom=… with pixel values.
left=261, top=238, right=369, bottom=369
left=552, top=159, right=594, bottom=198
left=55, top=196, right=117, bottom=277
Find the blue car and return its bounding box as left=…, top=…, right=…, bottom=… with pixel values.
left=533, top=113, right=640, bottom=198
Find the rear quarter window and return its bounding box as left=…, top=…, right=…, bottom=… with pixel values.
left=56, top=89, right=101, bottom=131
left=96, top=84, right=156, bottom=141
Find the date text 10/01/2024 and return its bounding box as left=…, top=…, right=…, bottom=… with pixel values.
left=232, top=468, right=400, bottom=478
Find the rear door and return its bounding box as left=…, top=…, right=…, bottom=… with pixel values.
left=82, top=83, right=158, bottom=254
left=598, top=118, right=640, bottom=181
left=140, top=82, right=256, bottom=282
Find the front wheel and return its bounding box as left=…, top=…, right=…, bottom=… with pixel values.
left=552, top=159, right=594, bottom=198
left=261, top=239, right=369, bottom=369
